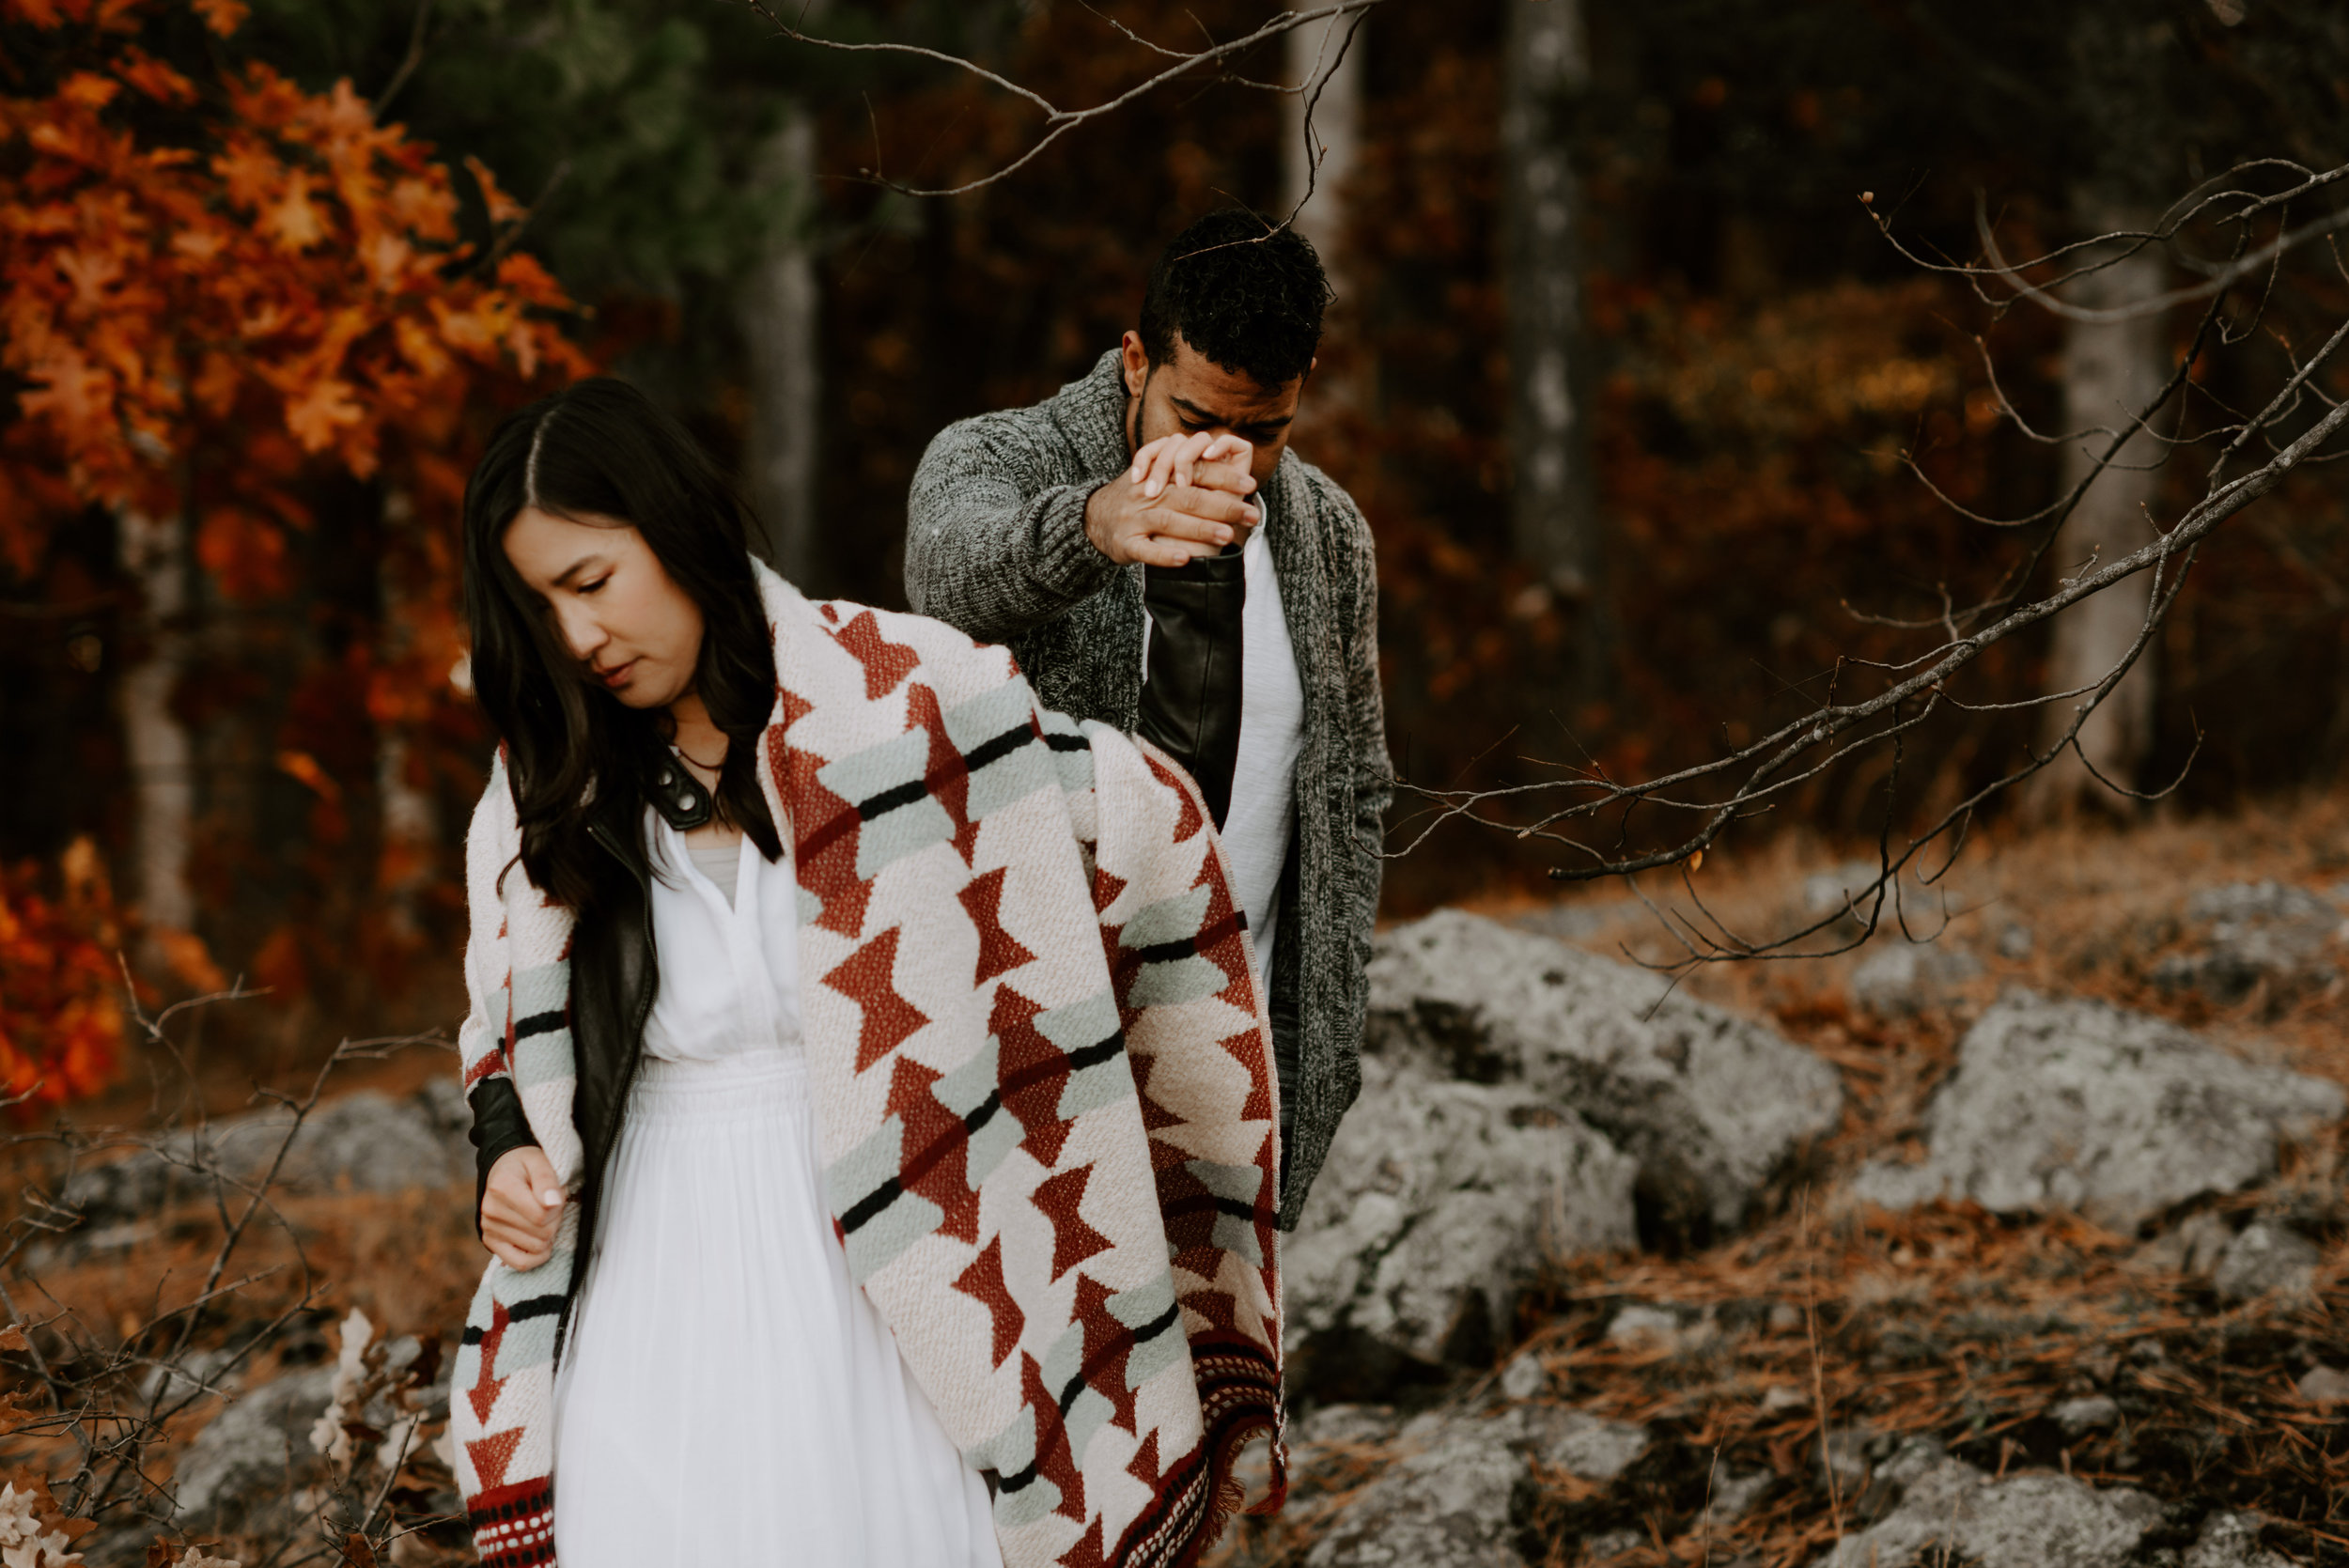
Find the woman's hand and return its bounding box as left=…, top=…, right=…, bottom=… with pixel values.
left=481, top=1145, right=565, bottom=1271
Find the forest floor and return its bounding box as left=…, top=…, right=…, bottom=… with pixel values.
left=4, top=795, right=2346, bottom=1564
left=1212, top=793, right=2349, bottom=1567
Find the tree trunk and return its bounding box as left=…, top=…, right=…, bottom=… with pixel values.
left=1502, top=0, right=1598, bottom=602
left=2025, top=209, right=2169, bottom=817
left=1281, top=10, right=1363, bottom=277
left=377, top=488, right=435, bottom=941
left=117, top=505, right=194, bottom=955
left=739, top=103, right=822, bottom=589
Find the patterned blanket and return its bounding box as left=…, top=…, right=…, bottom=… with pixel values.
left=449, top=559, right=1286, bottom=1568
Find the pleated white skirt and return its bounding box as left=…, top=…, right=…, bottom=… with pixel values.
left=551, top=1050, right=1003, bottom=1568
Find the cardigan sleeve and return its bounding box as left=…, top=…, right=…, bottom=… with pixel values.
left=904, top=411, right=1123, bottom=643
left=457, top=758, right=537, bottom=1234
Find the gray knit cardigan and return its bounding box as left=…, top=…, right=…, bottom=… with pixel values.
left=905, top=349, right=1391, bottom=1230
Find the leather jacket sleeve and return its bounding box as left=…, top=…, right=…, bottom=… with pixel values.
left=1136, top=547, right=1246, bottom=829
left=467, top=1077, right=539, bottom=1239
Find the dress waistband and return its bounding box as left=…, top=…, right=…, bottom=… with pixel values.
left=629, top=1048, right=807, bottom=1111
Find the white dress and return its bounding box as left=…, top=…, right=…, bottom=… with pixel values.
left=551, top=812, right=1003, bottom=1567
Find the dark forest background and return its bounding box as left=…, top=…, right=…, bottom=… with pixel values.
left=7, top=0, right=2349, bottom=1053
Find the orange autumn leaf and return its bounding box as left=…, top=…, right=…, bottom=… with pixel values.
left=462, top=155, right=526, bottom=226
left=0, top=846, right=126, bottom=1113
left=192, top=0, right=245, bottom=38
left=274, top=748, right=343, bottom=802
left=114, top=49, right=194, bottom=106
left=150, top=925, right=226, bottom=993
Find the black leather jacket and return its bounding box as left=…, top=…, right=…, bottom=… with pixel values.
left=465, top=562, right=1243, bottom=1275
left=1135, top=546, right=1246, bottom=830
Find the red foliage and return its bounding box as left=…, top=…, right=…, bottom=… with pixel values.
left=0, top=0, right=591, bottom=1045
left=0, top=0, right=585, bottom=577
left=0, top=840, right=122, bottom=1111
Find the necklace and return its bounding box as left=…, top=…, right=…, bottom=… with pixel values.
left=648, top=744, right=716, bottom=831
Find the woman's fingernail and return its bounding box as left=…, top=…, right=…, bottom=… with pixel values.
left=541, top=1189, right=562, bottom=1206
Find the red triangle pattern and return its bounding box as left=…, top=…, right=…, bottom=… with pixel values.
left=1018, top=1351, right=1088, bottom=1526
left=1125, top=1428, right=1162, bottom=1490
left=822, top=925, right=930, bottom=1073
left=1055, top=1519, right=1110, bottom=1568
left=885, top=1051, right=981, bottom=1242
left=957, top=865, right=1037, bottom=986
left=1068, top=1273, right=1142, bottom=1434
left=828, top=608, right=921, bottom=701
left=783, top=735, right=873, bottom=939
left=464, top=1426, right=522, bottom=1491
left=1142, top=750, right=1204, bottom=844
left=950, top=1234, right=1025, bottom=1369
left=1032, top=1163, right=1114, bottom=1283
left=465, top=1297, right=511, bottom=1426
left=905, top=682, right=981, bottom=867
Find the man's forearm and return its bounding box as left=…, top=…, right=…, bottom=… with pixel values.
left=905, top=432, right=1120, bottom=640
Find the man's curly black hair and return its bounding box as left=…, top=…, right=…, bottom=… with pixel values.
left=1138, top=209, right=1332, bottom=389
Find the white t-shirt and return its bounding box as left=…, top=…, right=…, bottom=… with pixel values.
left=1142, top=525, right=1305, bottom=986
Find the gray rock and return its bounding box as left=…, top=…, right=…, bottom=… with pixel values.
left=1851, top=941, right=1983, bottom=1018
left=1516, top=1406, right=1648, bottom=1482
left=66, top=1084, right=473, bottom=1228
left=168, top=1365, right=336, bottom=1529
left=1297, top=1402, right=1648, bottom=1568
left=1498, top=1348, right=1548, bottom=1402
left=1285, top=1052, right=1639, bottom=1369
left=2181, top=1512, right=2294, bottom=1568
left=2153, top=880, right=2343, bottom=1003
left=1812, top=1436, right=2160, bottom=1567
left=1701, top=1467, right=1775, bottom=1528
left=1583, top=1529, right=1645, bottom=1560
left=2295, top=1364, right=2349, bottom=1405
left=2133, top=1209, right=2239, bottom=1278
left=1299, top=1420, right=1529, bottom=1568
left=1848, top=993, right=2344, bottom=1230
left=2212, top=1222, right=2321, bottom=1303
left=1602, top=1304, right=1681, bottom=1348
left=1298, top=1404, right=1401, bottom=1449
left=2052, top=1395, right=2120, bottom=1437
left=1368, top=911, right=1843, bottom=1242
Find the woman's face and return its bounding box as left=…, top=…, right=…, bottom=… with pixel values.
left=503, top=506, right=705, bottom=710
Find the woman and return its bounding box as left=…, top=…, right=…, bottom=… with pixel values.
left=447, top=379, right=1287, bottom=1568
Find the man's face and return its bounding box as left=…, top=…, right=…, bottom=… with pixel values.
left=1121, top=331, right=1309, bottom=489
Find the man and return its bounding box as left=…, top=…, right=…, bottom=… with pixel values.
left=905, top=208, right=1389, bottom=1231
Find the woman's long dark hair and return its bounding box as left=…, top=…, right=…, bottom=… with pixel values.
left=462, top=377, right=783, bottom=911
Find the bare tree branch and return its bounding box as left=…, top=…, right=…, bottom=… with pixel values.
left=730, top=1, right=1384, bottom=200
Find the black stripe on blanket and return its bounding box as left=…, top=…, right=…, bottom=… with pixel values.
left=458, top=1293, right=568, bottom=1343
left=1128, top=909, right=1243, bottom=968
left=1068, top=1032, right=1124, bottom=1070
left=856, top=778, right=930, bottom=820
left=512, top=1010, right=566, bottom=1041
left=838, top=1175, right=903, bottom=1235
left=960, top=722, right=1036, bottom=773
left=1053, top=1298, right=1184, bottom=1416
